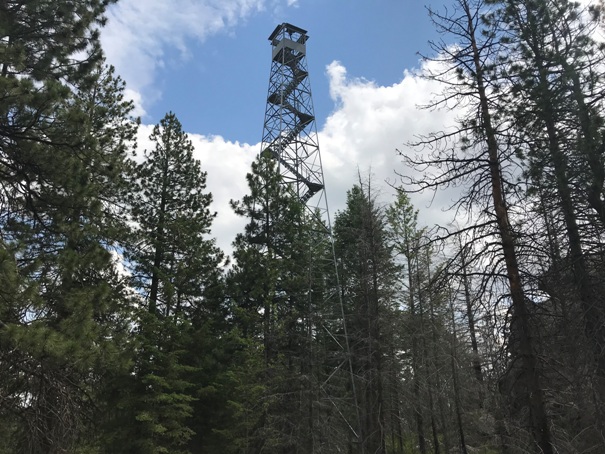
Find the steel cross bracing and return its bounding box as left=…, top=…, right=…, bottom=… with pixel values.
left=260, top=23, right=363, bottom=451
left=262, top=23, right=326, bottom=218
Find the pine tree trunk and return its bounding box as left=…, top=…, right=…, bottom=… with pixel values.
left=389, top=342, right=405, bottom=454
left=525, top=6, right=605, bottom=423
left=149, top=152, right=169, bottom=315
left=416, top=258, right=440, bottom=454
left=463, top=2, right=553, bottom=452
left=448, top=291, right=468, bottom=454
left=461, top=245, right=483, bottom=387
left=426, top=249, right=451, bottom=454
left=406, top=241, right=427, bottom=454
left=567, top=65, right=605, bottom=227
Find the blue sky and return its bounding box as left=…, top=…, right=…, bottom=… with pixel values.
left=102, top=1, right=449, bottom=139
left=142, top=1, right=449, bottom=143
left=100, top=0, right=459, bottom=254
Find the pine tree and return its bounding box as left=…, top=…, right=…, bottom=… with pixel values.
left=0, top=1, right=137, bottom=442
left=226, top=152, right=325, bottom=453
left=403, top=1, right=555, bottom=451
left=113, top=112, right=224, bottom=453
left=128, top=112, right=221, bottom=317
left=0, top=54, right=137, bottom=454
left=0, top=0, right=117, bottom=219
left=334, top=181, right=397, bottom=454
left=487, top=5, right=605, bottom=440
left=386, top=191, right=428, bottom=454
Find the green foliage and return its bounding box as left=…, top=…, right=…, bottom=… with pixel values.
left=333, top=181, right=397, bottom=454
left=386, top=191, right=424, bottom=264
left=107, top=312, right=196, bottom=454
left=0, top=2, right=136, bottom=447
left=226, top=153, right=326, bottom=453
left=108, top=111, right=226, bottom=454
left=5, top=1, right=605, bottom=453
left=128, top=112, right=222, bottom=316
left=229, top=153, right=311, bottom=350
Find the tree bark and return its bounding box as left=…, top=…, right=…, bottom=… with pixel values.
left=464, top=2, right=553, bottom=452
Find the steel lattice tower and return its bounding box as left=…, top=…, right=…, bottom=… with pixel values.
left=260, top=23, right=362, bottom=450
left=262, top=23, right=326, bottom=216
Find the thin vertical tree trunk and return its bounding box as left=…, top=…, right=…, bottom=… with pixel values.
left=463, top=2, right=553, bottom=452
left=389, top=341, right=405, bottom=453
left=149, top=152, right=169, bottom=315
left=416, top=257, right=440, bottom=454
left=461, top=244, right=483, bottom=386
left=518, top=10, right=605, bottom=443
left=426, top=247, right=451, bottom=454
left=406, top=235, right=427, bottom=454
left=448, top=290, right=468, bottom=454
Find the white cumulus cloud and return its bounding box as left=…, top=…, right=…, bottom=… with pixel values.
left=132, top=60, right=460, bottom=258
left=101, top=0, right=277, bottom=115
left=319, top=60, right=459, bottom=227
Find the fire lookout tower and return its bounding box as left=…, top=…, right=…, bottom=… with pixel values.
left=259, top=23, right=362, bottom=451
left=261, top=23, right=326, bottom=214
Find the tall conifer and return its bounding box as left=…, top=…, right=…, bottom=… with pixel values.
left=227, top=152, right=325, bottom=453
left=115, top=112, right=223, bottom=453
left=334, top=183, right=397, bottom=454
